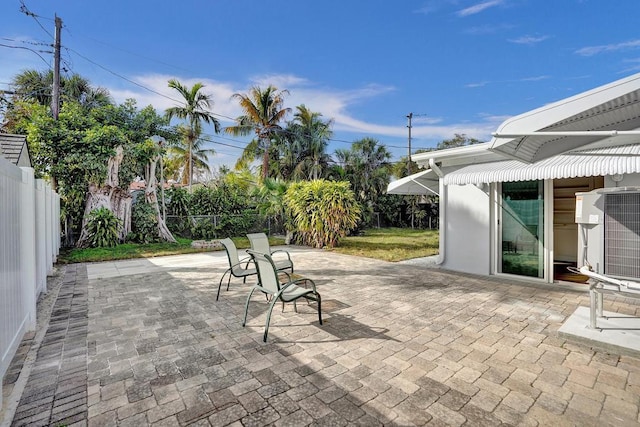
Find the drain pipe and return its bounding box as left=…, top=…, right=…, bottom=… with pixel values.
left=429, top=158, right=446, bottom=266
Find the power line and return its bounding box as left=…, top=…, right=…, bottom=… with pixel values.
left=0, top=37, right=51, bottom=47
left=19, top=0, right=54, bottom=38
left=64, top=29, right=195, bottom=75
left=0, top=43, right=52, bottom=67
left=64, top=46, right=186, bottom=105
left=10, top=9, right=424, bottom=153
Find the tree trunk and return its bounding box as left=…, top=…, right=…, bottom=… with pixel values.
left=145, top=155, right=176, bottom=243
left=262, top=137, right=270, bottom=180
left=76, top=146, right=132, bottom=248
left=76, top=145, right=177, bottom=247
left=75, top=183, right=133, bottom=247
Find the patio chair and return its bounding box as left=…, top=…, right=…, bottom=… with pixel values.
left=243, top=249, right=322, bottom=342
left=217, top=238, right=257, bottom=301
left=247, top=232, right=294, bottom=273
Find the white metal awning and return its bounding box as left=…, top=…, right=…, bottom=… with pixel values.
left=444, top=144, right=640, bottom=185
left=490, top=73, right=640, bottom=163
left=387, top=169, right=439, bottom=196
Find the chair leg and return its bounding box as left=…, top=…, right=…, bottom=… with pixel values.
left=216, top=270, right=230, bottom=301
left=264, top=296, right=279, bottom=342
left=226, top=274, right=232, bottom=291
left=242, top=287, right=257, bottom=327
left=316, top=293, right=322, bottom=325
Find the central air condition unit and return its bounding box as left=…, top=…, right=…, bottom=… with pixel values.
left=576, top=187, right=640, bottom=280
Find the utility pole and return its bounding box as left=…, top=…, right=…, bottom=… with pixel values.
left=406, top=112, right=413, bottom=175
left=51, top=15, right=62, bottom=119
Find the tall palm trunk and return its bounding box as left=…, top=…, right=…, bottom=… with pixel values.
left=262, top=138, right=270, bottom=180
left=188, top=137, right=193, bottom=192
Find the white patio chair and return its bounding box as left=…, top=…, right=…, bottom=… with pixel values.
left=242, top=250, right=322, bottom=342
left=217, top=238, right=256, bottom=300
left=246, top=232, right=293, bottom=273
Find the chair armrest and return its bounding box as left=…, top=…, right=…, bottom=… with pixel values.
left=239, top=255, right=253, bottom=268
left=292, top=278, right=317, bottom=292
left=231, top=259, right=255, bottom=271
left=279, top=271, right=293, bottom=282
left=270, top=249, right=292, bottom=261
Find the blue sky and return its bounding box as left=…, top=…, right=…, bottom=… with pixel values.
left=2, top=0, right=640, bottom=168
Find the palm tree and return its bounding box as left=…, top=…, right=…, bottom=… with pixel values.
left=11, top=69, right=52, bottom=106
left=165, top=79, right=220, bottom=191
left=164, top=125, right=216, bottom=185
left=225, top=85, right=290, bottom=180
left=288, top=104, right=333, bottom=180
left=335, top=137, right=392, bottom=226
left=62, top=74, right=111, bottom=108
left=10, top=70, right=112, bottom=109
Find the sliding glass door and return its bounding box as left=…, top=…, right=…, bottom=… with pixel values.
left=500, top=181, right=545, bottom=278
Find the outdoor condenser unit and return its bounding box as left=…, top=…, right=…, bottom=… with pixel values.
left=576, top=187, right=640, bottom=280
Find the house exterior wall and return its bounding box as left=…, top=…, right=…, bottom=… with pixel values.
left=605, top=173, right=640, bottom=187
left=439, top=173, right=640, bottom=280
left=442, top=183, right=491, bottom=275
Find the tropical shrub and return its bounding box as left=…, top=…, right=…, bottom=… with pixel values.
left=129, top=201, right=161, bottom=244
left=254, top=178, right=290, bottom=235
left=165, top=182, right=261, bottom=238
left=284, top=179, right=360, bottom=248
left=217, top=213, right=258, bottom=237
left=191, top=218, right=218, bottom=240
left=85, top=207, right=121, bottom=248
left=165, top=187, right=190, bottom=216
left=165, top=187, right=192, bottom=236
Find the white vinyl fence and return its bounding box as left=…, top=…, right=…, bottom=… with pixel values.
left=0, top=156, right=60, bottom=406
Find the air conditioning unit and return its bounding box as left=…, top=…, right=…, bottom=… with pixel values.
left=576, top=187, right=640, bottom=280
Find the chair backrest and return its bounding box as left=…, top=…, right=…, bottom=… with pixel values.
left=247, top=233, right=270, bottom=254
left=247, top=249, right=280, bottom=295
left=220, top=238, right=240, bottom=267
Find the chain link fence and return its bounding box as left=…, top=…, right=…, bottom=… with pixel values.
left=165, top=214, right=285, bottom=239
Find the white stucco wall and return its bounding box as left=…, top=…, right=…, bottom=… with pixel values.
left=605, top=173, right=640, bottom=188
left=442, top=183, right=491, bottom=275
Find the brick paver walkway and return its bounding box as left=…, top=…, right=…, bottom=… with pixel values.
left=7, top=249, right=640, bottom=426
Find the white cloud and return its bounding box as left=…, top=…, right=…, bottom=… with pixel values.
left=508, top=35, right=550, bottom=45
left=413, top=116, right=443, bottom=125
left=457, top=0, right=503, bottom=17
left=105, top=72, right=505, bottom=145
left=520, top=75, right=550, bottom=82
left=464, top=23, right=514, bottom=35
left=109, top=74, right=241, bottom=125
left=575, top=39, right=640, bottom=56
left=465, top=75, right=549, bottom=88
left=249, top=74, right=310, bottom=89
left=107, top=73, right=398, bottom=135
left=413, top=1, right=441, bottom=15
left=0, top=42, right=501, bottom=159
left=618, top=58, right=640, bottom=74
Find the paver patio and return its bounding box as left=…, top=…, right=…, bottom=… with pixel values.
left=4, top=247, right=640, bottom=426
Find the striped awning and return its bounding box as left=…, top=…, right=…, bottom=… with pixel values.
left=387, top=169, right=440, bottom=195
left=444, top=144, right=640, bottom=185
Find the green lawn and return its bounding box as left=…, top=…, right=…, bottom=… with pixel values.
left=57, top=236, right=284, bottom=264
left=58, top=228, right=439, bottom=264
left=330, top=228, right=439, bottom=262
